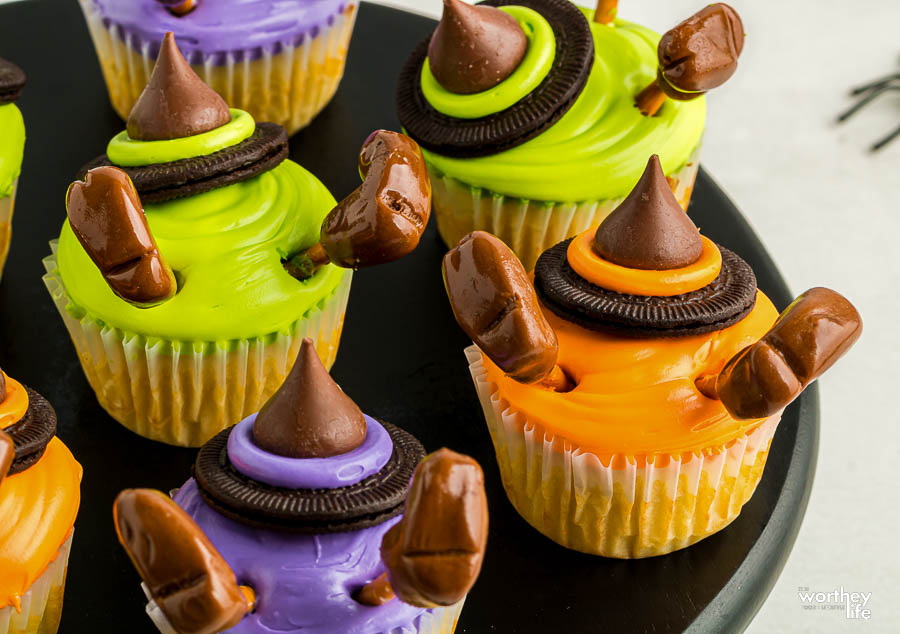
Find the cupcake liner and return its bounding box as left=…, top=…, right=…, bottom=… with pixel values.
left=79, top=0, right=359, bottom=135
left=144, top=585, right=464, bottom=634
left=430, top=145, right=702, bottom=270
left=0, top=179, right=18, bottom=281
left=465, top=345, right=781, bottom=558
left=42, top=242, right=352, bottom=447
left=0, top=532, right=74, bottom=634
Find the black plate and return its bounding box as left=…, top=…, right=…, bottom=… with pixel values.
left=0, top=1, right=817, bottom=632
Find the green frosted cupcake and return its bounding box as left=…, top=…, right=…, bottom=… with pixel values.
left=43, top=34, right=432, bottom=446
left=398, top=0, right=744, bottom=269
left=0, top=58, right=26, bottom=281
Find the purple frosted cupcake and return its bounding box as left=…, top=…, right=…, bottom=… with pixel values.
left=113, top=338, right=489, bottom=634
left=79, top=0, right=359, bottom=135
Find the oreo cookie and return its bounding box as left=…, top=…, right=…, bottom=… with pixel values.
left=397, top=0, right=594, bottom=158
left=78, top=122, right=289, bottom=204
left=535, top=239, right=758, bottom=337
left=0, top=58, right=25, bottom=105
left=5, top=387, right=57, bottom=476
left=194, top=421, right=426, bottom=534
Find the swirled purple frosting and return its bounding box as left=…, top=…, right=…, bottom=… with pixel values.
left=83, top=0, right=353, bottom=63
left=228, top=414, right=393, bottom=489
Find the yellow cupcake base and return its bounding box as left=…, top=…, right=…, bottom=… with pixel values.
left=78, top=1, right=358, bottom=136
left=42, top=244, right=352, bottom=447
left=0, top=179, right=18, bottom=281
left=466, top=346, right=780, bottom=558
left=431, top=145, right=701, bottom=271
left=0, top=533, right=73, bottom=634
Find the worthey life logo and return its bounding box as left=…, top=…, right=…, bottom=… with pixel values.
left=797, top=586, right=872, bottom=620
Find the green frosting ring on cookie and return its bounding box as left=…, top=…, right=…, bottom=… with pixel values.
left=421, top=11, right=706, bottom=202
left=57, top=159, right=346, bottom=343
left=420, top=6, right=555, bottom=120
left=0, top=103, right=25, bottom=198
left=106, top=109, right=255, bottom=167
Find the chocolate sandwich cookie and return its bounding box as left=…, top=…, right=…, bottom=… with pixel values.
left=194, top=421, right=426, bottom=534
left=4, top=387, right=58, bottom=476
left=397, top=0, right=594, bottom=158
left=0, top=58, right=25, bottom=104
left=78, top=122, right=289, bottom=204
left=535, top=238, right=758, bottom=337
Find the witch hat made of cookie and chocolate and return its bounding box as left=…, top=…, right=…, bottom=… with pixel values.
left=78, top=32, right=289, bottom=204
left=0, top=57, right=26, bottom=105
left=0, top=368, right=59, bottom=478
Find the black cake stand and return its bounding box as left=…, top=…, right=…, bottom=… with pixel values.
left=0, top=1, right=817, bottom=632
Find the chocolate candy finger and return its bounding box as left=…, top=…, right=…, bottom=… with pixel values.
left=0, top=430, right=14, bottom=485
left=443, top=231, right=558, bottom=384
left=701, top=287, right=862, bottom=420
left=114, top=488, right=249, bottom=634
left=66, top=166, right=176, bottom=307
left=381, top=448, right=488, bottom=608
left=320, top=130, right=431, bottom=269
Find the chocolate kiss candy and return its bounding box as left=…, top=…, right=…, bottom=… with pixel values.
left=66, top=166, right=177, bottom=306
left=659, top=3, right=744, bottom=94
left=0, top=430, right=13, bottom=485
left=252, top=338, right=367, bottom=458
left=320, top=130, right=431, bottom=269
left=444, top=231, right=559, bottom=384
left=699, top=288, right=862, bottom=420
left=381, top=448, right=488, bottom=608
left=428, top=0, right=528, bottom=94
left=593, top=155, right=703, bottom=270
left=127, top=32, right=231, bottom=141
left=114, top=489, right=249, bottom=634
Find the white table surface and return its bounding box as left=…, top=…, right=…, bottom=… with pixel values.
left=2, top=0, right=898, bottom=632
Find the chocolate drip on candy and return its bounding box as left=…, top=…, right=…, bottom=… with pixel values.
left=285, top=130, right=431, bottom=280
left=252, top=338, right=367, bottom=459
left=428, top=0, right=528, bottom=94
left=696, top=287, right=862, bottom=420
left=636, top=3, right=744, bottom=116
left=66, top=166, right=177, bottom=307
left=127, top=32, right=230, bottom=141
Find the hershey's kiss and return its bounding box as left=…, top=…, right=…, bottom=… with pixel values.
left=592, top=155, right=703, bottom=270
left=127, top=32, right=231, bottom=141
left=252, top=338, right=367, bottom=459
left=428, top=0, right=528, bottom=94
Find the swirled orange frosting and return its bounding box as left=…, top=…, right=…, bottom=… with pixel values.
left=482, top=291, right=779, bottom=458
left=1, top=379, right=82, bottom=611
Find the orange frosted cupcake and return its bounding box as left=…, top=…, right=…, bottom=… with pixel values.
left=0, top=371, right=82, bottom=633
left=442, top=155, right=862, bottom=558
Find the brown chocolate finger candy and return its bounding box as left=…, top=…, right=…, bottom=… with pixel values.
left=0, top=430, right=14, bottom=485
left=381, top=448, right=488, bottom=608
left=114, top=489, right=248, bottom=634
left=703, top=287, right=862, bottom=420
left=320, top=130, right=431, bottom=269
left=443, top=231, right=558, bottom=384
left=66, top=166, right=177, bottom=307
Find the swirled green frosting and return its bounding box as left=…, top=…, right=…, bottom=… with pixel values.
left=422, top=8, right=706, bottom=202
left=0, top=104, right=25, bottom=198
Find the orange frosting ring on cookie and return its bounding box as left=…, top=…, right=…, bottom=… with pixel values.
left=566, top=230, right=722, bottom=296
left=0, top=374, right=29, bottom=429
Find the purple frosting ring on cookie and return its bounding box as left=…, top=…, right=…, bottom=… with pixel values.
left=227, top=413, right=393, bottom=489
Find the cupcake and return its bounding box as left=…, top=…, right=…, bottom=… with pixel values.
left=43, top=34, right=432, bottom=447
left=398, top=0, right=744, bottom=269
left=0, top=58, right=26, bottom=280
left=79, top=0, right=359, bottom=135
left=113, top=338, right=489, bottom=634
left=0, top=369, right=82, bottom=634
left=442, top=155, right=862, bottom=558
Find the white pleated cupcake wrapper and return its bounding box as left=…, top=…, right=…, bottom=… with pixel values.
left=42, top=242, right=352, bottom=447
left=144, top=583, right=465, bottom=634
left=79, top=0, right=359, bottom=135
left=0, top=178, right=18, bottom=280
left=0, top=533, right=73, bottom=634
left=465, top=345, right=781, bottom=558
left=430, top=144, right=702, bottom=271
